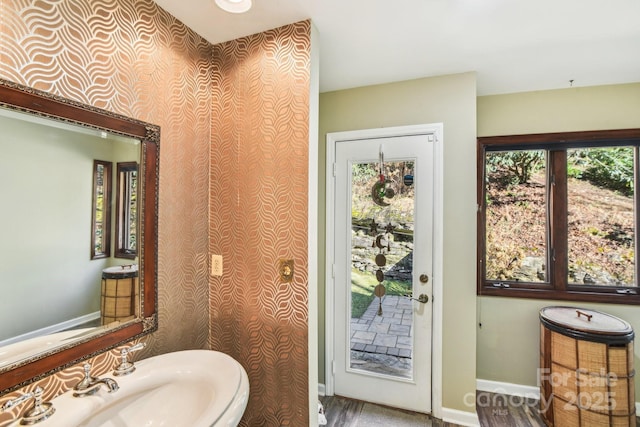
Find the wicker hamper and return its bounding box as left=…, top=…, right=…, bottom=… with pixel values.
left=101, top=265, right=139, bottom=325
left=540, top=306, right=635, bottom=427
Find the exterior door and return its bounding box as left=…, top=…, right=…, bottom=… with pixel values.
left=331, top=132, right=435, bottom=413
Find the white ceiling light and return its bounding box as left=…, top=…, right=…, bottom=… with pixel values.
left=215, top=0, right=252, bottom=13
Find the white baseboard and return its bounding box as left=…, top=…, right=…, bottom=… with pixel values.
left=442, top=407, right=479, bottom=426
left=476, top=379, right=540, bottom=399
left=0, top=311, right=101, bottom=347
left=318, top=383, right=326, bottom=397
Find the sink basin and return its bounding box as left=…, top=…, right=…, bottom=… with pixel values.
left=12, top=350, right=249, bottom=427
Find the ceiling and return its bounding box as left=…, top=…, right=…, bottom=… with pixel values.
left=153, top=0, right=640, bottom=96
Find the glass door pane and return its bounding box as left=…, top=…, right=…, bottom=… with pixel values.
left=349, top=160, right=415, bottom=379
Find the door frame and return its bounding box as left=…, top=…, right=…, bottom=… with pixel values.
left=324, top=123, right=444, bottom=418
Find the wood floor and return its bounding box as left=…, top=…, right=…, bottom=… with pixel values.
left=321, top=392, right=639, bottom=426
left=475, top=392, right=640, bottom=427
left=475, top=391, right=546, bottom=426
left=320, top=395, right=460, bottom=427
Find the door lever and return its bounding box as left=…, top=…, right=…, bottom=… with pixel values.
left=405, top=293, right=429, bottom=303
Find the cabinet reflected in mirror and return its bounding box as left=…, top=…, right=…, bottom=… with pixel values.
left=0, top=78, right=158, bottom=394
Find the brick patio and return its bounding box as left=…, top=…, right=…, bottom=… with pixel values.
left=350, top=295, right=413, bottom=358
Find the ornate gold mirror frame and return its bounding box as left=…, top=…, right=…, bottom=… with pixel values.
left=0, top=79, right=159, bottom=394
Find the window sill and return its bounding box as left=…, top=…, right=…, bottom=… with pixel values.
left=479, top=285, right=640, bottom=305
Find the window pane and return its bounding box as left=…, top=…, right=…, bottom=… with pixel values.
left=485, top=150, right=547, bottom=282
left=95, top=164, right=105, bottom=252
left=567, top=147, right=636, bottom=287
left=91, top=160, right=112, bottom=259
left=115, top=162, right=138, bottom=259
left=127, top=171, right=137, bottom=251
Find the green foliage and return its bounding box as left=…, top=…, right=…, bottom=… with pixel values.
left=351, top=269, right=412, bottom=318
left=352, top=163, right=377, bottom=184
left=569, top=148, right=634, bottom=196
left=585, top=226, right=603, bottom=237
left=487, top=151, right=544, bottom=185
left=487, top=147, right=635, bottom=195
left=351, top=161, right=415, bottom=222
left=567, top=163, right=583, bottom=179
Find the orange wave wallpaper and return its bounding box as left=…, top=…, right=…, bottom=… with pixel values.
left=0, top=0, right=311, bottom=425
left=210, top=21, right=311, bottom=426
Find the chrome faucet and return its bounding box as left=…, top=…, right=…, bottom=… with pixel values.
left=113, top=342, right=146, bottom=376
left=73, top=363, right=119, bottom=397
left=1, top=386, right=55, bottom=424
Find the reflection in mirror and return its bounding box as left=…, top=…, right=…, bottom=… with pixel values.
left=91, top=160, right=113, bottom=259
left=0, top=107, right=140, bottom=361
left=0, top=78, right=158, bottom=394
left=101, top=264, right=139, bottom=324
left=115, top=162, right=138, bottom=259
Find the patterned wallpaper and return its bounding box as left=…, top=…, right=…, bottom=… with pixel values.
left=0, top=1, right=311, bottom=426
left=0, top=0, right=211, bottom=423
left=210, top=21, right=311, bottom=426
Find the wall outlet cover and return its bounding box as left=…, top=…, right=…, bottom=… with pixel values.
left=211, top=254, right=223, bottom=276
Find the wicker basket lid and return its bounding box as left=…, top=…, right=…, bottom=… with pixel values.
left=102, top=264, right=138, bottom=279
left=540, top=306, right=633, bottom=336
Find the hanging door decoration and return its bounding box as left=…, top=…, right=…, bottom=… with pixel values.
left=369, top=147, right=397, bottom=315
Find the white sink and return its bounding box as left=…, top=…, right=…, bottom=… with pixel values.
left=13, top=350, right=249, bottom=427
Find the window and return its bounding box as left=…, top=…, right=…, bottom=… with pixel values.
left=115, top=162, right=138, bottom=259
left=91, top=160, right=112, bottom=259
left=478, top=129, right=640, bottom=304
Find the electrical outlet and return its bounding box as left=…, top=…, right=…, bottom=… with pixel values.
left=211, top=254, right=223, bottom=276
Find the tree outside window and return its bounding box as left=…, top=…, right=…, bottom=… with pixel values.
left=478, top=129, right=640, bottom=304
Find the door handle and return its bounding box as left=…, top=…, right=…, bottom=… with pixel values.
left=405, top=293, right=429, bottom=304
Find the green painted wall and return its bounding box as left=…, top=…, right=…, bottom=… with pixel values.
left=476, top=83, right=640, bottom=395
left=319, top=72, right=478, bottom=413
left=319, top=79, right=640, bottom=415
left=0, top=112, right=139, bottom=342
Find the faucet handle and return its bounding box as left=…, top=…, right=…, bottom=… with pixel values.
left=1, top=391, right=32, bottom=412
left=1, top=386, right=55, bottom=424
left=82, top=363, right=92, bottom=379
left=125, top=342, right=145, bottom=355
left=113, top=342, right=146, bottom=376
left=75, top=363, right=98, bottom=391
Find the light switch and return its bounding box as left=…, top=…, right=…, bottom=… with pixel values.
left=211, top=254, right=223, bottom=276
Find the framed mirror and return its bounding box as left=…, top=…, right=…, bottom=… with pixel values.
left=0, top=78, right=159, bottom=394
